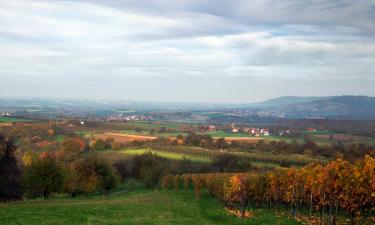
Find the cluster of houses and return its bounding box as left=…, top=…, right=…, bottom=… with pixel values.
left=278, top=129, right=293, bottom=136
left=240, top=127, right=270, bottom=136
left=0, top=112, right=12, bottom=117
left=306, top=127, right=317, bottom=132
left=231, top=125, right=271, bottom=136
left=106, top=114, right=153, bottom=122
left=226, top=109, right=286, bottom=118
left=206, top=125, right=217, bottom=132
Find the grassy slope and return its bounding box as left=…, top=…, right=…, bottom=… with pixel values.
left=118, top=147, right=321, bottom=167
left=120, top=149, right=211, bottom=163
left=0, top=189, right=301, bottom=225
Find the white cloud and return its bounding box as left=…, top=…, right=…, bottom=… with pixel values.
left=0, top=0, right=374, bottom=102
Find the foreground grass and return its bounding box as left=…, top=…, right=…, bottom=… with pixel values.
left=0, top=189, right=301, bottom=225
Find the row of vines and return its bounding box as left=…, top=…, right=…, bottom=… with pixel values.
left=161, top=155, right=374, bottom=224
left=151, top=144, right=321, bottom=167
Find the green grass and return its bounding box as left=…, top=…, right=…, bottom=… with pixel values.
left=0, top=188, right=302, bottom=225
left=53, top=135, right=66, bottom=142
left=120, top=148, right=211, bottom=163
left=206, top=131, right=254, bottom=138
left=261, top=135, right=303, bottom=143
left=0, top=117, right=32, bottom=123
left=75, top=131, right=96, bottom=137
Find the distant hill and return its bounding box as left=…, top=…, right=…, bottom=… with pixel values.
left=250, top=96, right=375, bottom=119
left=252, top=96, right=326, bottom=108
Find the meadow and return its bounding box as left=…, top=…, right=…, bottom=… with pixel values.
left=0, top=186, right=302, bottom=225
left=0, top=117, right=32, bottom=123
left=120, top=148, right=211, bottom=163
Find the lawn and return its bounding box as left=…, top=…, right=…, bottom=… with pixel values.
left=0, top=188, right=302, bottom=225
left=120, top=148, right=211, bottom=163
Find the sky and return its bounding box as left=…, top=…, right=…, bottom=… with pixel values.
left=0, top=0, right=374, bottom=103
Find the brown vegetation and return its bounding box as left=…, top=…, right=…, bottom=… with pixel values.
left=94, top=133, right=157, bottom=144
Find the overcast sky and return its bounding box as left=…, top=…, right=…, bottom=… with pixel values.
left=0, top=0, right=374, bottom=103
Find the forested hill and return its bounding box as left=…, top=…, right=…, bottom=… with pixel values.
left=251, top=95, right=375, bottom=119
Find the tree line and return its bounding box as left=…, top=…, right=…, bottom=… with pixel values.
left=167, top=132, right=374, bottom=161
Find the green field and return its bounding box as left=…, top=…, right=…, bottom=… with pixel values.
left=0, top=188, right=302, bottom=225
left=53, top=135, right=66, bottom=142
left=0, top=117, right=32, bottom=123
left=120, top=148, right=211, bottom=163
left=206, top=131, right=254, bottom=138
left=75, top=131, right=96, bottom=137
left=118, top=148, right=308, bottom=168
left=206, top=131, right=300, bottom=143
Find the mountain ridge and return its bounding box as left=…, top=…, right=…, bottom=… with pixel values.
left=250, top=95, right=375, bottom=119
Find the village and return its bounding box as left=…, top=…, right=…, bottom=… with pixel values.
left=104, top=114, right=153, bottom=122
left=202, top=124, right=321, bottom=137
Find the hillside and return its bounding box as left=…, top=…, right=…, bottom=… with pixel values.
left=251, top=95, right=375, bottom=119
left=0, top=187, right=301, bottom=225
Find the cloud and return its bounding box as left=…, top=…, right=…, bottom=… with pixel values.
left=0, top=0, right=374, bottom=102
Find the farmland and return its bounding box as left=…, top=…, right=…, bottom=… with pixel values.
left=94, top=132, right=158, bottom=143
left=116, top=145, right=324, bottom=168
left=0, top=117, right=32, bottom=123
left=120, top=148, right=211, bottom=163
left=60, top=119, right=375, bottom=146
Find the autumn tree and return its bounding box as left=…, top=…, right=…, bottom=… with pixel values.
left=95, top=159, right=119, bottom=198
left=213, top=153, right=239, bottom=172
left=23, top=154, right=63, bottom=199
left=63, top=155, right=119, bottom=198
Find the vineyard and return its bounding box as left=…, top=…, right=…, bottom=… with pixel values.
left=149, top=145, right=325, bottom=167
left=161, top=155, right=375, bottom=225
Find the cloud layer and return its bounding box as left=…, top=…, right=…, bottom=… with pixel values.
left=0, top=0, right=374, bottom=102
